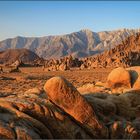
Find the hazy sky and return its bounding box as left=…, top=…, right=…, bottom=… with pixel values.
left=0, top=1, right=140, bottom=41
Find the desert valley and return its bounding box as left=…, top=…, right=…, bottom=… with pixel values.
left=0, top=28, right=140, bottom=139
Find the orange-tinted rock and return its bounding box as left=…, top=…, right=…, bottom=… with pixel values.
left=107, top=67, right=131, bottom=89
left=44, top=76, right=108, bottom=138
left=127, top=66, right=140, bottom=89
left=59, top=63, right=69, bottom=71
left=0, top=100, right=53, bottom=139
left=0, top=93, right=91, bottom=139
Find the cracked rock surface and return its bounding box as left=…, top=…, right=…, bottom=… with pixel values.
left=0, top=66, right=140, bottom=139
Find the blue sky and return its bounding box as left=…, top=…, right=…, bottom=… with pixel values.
left=0, top=1, right=140, bottom=41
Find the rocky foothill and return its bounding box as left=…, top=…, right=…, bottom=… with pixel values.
left=0, top=66, right=140, bottom=139
left=42, top=33, right=140, bottom=71
left=80, top=33, right=140, bottom=69
left=1, top=33, right=140, bottom=72
left=43, top=55, right=82, bottom=71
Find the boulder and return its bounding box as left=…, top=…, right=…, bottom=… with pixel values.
left=77, top=83, right=95, bottom=94
left=44, top=76, right=108, bottom=138
left=24, top=88, right=42, bottom=95
left=59, top=64, right=69, bottom=71
left=127, top=66, right=140, bottom=89
left=77, top=83, right=107, bottom=95
left=107, top=67, right=131, bottom=89
left=80, top=64, right=86, bottom=70
left=0, top=99, right=53, bottom=139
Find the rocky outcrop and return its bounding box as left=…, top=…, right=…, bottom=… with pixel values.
left=0, top=89, right=91, bottom=139
left=42, top=33, right=140, bottom=71
left=81, top=33, right=140, bottom=69
left=1, top=32, right=140, bottom=70
left=43, top=55, right=82, bottom=71
left=0, top=67, right=140, bottom=139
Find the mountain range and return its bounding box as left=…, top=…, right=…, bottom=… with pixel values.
left=0, top=28, right=140, bottom=59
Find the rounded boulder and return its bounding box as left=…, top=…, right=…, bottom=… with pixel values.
left=107, top=67, right=131, bottom=89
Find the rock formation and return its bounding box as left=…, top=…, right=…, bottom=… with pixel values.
left=0, top=67, right=140, bottom=139
left=42, top=33, right=140, bottom=71
left=107, top=67, right=131, bottom=89
left=81, top=33, right=140, bottom=69
left=1, top=32, right=140, bottom=70
left=44, top=77, right=108, bottom=138
left=0, top=89, right=90, bottom=139
left=43, top=55, right=82, bottom=71
left=106, top=66, right=140, bottom=93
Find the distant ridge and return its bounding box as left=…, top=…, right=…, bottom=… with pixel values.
left=0, top=28, right=140, bottom=59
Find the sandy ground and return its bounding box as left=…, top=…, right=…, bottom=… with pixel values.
left=0, top=67, right=113, bottom=94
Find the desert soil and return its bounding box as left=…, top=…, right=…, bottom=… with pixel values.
left=0, top=67, right=113, bottom=94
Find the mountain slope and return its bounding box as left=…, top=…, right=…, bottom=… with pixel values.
left=81, top=33, right=140, bottom=68
left=0, top=28, right=140, bottom=59
left=0, top=49, right=43, bottom=65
